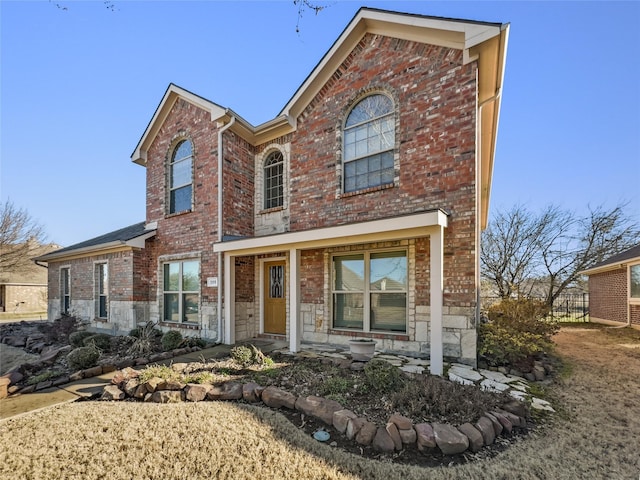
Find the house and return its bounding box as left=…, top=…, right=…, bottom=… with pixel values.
left=0, top=242, right=58, bottom=318
left=581, top=243, right=640, bottom=328
left=36, top=8, right=509, bottom=373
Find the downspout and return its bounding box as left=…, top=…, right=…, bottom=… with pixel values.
left=217, top=115, right=236, bottom=344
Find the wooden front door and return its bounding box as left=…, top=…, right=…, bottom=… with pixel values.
left=264, top=261, right=286, bottom=334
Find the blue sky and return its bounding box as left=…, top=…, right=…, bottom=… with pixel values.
left=1, top=1, right=639, bottom=247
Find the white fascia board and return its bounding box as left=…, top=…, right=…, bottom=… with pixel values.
left=581, top=257, right=640, bottom=276
left=125, top=230, right=157, bottom=249
left=214, top=210, right=448, bottom=256
left=131, top=84, right=227, bottom=165
left=37, top=231, right=156, bottom=262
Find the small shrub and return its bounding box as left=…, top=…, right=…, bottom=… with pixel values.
left=182, top=336, right=207, bottom=349
left=83, top=333, right=112, bottom=351
left=69, top=331, right=94, bottom=348
left=183, top=371, right=215, bottom=384
left=137, top=364, right=179, bottom=383
left=39, top=314, right=82, bottom=343
left=363, top=358, right=406, bottom=394
left=66, top=345, right=100, bottom=370
left=127, top=322, right=161, bottom=357
left=27, top=370, right=65, bottom=386
left=479, top=297, right=559, bottom=367
left=321, top=376, right=351, bottom=396
left=230, top=344, right=269, bottom=368
left=161, top=330, right=183, bottom=351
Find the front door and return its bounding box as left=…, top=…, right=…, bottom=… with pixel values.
left=264, top=261, right=286, bottom=334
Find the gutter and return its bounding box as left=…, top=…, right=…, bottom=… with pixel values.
left=217, top=115, right=236, bottom=344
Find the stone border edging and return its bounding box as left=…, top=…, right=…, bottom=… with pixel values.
left=0, top=346, right=203, bottom=398
left=100, top=366, right=528, bottom=456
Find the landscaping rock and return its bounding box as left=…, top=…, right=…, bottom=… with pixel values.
left=333, top=409, right=357, bottom=434
left=111, top=367, right=138, bottom=385
left=433, top=423, right=469, bottom=455
left=102, top=364, right=117, bottom=373
left=242, top=382, right=261, bottom=403
left=185, top=383, right=211, bottom=402
left=295, top=395, right=343, bottom=425
left=388, top=413, right=413, bottom=430
left=0, top=377, right=10, bottom=400
left=399, top=427, right=417, bottom=445
left=457, top=423, right=484, bottom=453
left=501, top=399, right=527, bottom=418
left=475, top=416, right=496, bottom=445
left=372, top=427, right=395, bottom=453
left=259, top=386, right=296, bottom=409
left=52, top=376, right=70, bottom=387
left=151, top=390, right=184, bottom=403
left=484, top=412, right=504, bottom=436
left=3, top=371, right=23, bottom=385
left=346, top=417, right=366, bottom=440
left=123, top=379, right=140, bottom=397
left=158, top=379, right=186, bottom=391
left=35, top=380, right=53, bottom=391
left=208, top=382, right=243, bottom=401
left=69, top=371, right=84, bottom=382
left=39, top=348, right=63, bottom=366
left=355, top=421, right=377, bottom=446
left=143, top=377, right=163, bottom=393
left=102, top=385, right=125, bottom=401
left=385, top=422, right=403, bottom=450
left=491, top=411, right=513, bottom=434
left=414, top=423, right=437, bottom=452
left=496, top=409, right=525, bottom=428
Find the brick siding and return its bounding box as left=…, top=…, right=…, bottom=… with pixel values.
left=589, top=269, right=628, bottom=323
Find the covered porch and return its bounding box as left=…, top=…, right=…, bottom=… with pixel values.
left=213, top=210, right=448, bottom=375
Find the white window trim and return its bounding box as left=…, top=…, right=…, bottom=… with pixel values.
left=168, top=138, right=194, bottom=215
left=94, top=261, right=109, bottom=320
left=256, top=144, right=290, bottom=213
left=629, top=261, right=640, bottom=305
left=60, top=266, right=71, bottom=315
left=331, top=248, right=408, bottom=334
left=159, top=252, right=202, bottom=324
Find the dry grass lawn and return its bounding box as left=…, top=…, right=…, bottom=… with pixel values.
left=1, top=324, right=639, bottom=480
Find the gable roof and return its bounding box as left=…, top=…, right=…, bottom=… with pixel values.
left=581, top=243, right=640, bottom=276
left=35, top=222, right=156, bottom=262
left=131, top=7, right=509, bottom=228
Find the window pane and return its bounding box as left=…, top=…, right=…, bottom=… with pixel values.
left=370, top=251, right=407, bottom=291
left=183, top=293, right=199, bottom=322
left=172, top=158, right=192, bottom=187
left=631, top=265, right=640, bottom=298
left=170, top=185, right=192, bottom=213
left=371, top=293, right=406, bottom=332
left=334, top=255, right=364, bottom=291
left=182, top=261, right=199, bottom=291
left=164, top=263, right=180, bottom=291
left=173, top=140, right=192, bottom=161
left=164, top=293, right=179, bottom=322
left=333, top=293, right=364, bottom=329
left=99, top=296, right=108, bottom=318
left=345, top=94, right=393, bottom=127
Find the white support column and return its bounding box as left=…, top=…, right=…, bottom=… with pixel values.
left=289, top=248, right=301, bottom=353
left=430, top=227, right=444, bottom=375
left=223, top=254, right=235, bottom=345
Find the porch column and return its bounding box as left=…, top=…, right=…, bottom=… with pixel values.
left=430, top=226, right=444, bottom=375
left=223, top=253, right=235, bottom=345
left=289, top=248, right=301, bottom=353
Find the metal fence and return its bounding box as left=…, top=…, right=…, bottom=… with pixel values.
left=482, top=293, right=590, bottom=322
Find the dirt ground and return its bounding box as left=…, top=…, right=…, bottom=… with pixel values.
left=0, top=324, right=639, bottom=480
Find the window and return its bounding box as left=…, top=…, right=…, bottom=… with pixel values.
left=60, top=268, right=70, bottom=315
left=343, top=94, right=395, bottom=193
left=169, top=140, right=193, bottom=214
left=95, top=263, right=108, bottom=319
left=163, top=260, right=200, bottom=323
left=264, top=150, right=284, bottom=209
left=332, top=250, right=407, bottom=332
left=631, top=264, right=640, bottom=299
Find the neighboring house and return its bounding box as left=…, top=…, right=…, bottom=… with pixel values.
left=36, top=8, right=509, bottom=372
left=581, top=244, right=640, bottom=328
left=0, top=243, right=58, bottom=315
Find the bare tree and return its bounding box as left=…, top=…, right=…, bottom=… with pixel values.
left=0, top=200, right=48, bottom=273
left=481, top=202, right=640, bottom=307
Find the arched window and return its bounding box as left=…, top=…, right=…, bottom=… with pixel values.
left=169, top=140, right=193, bottom=213
left=264, top=150, right=284, bottom=209
left=343, top=94, right=395, bottom=193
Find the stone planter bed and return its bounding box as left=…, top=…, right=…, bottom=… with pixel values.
left=101, top=364, right=528, bottom=457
